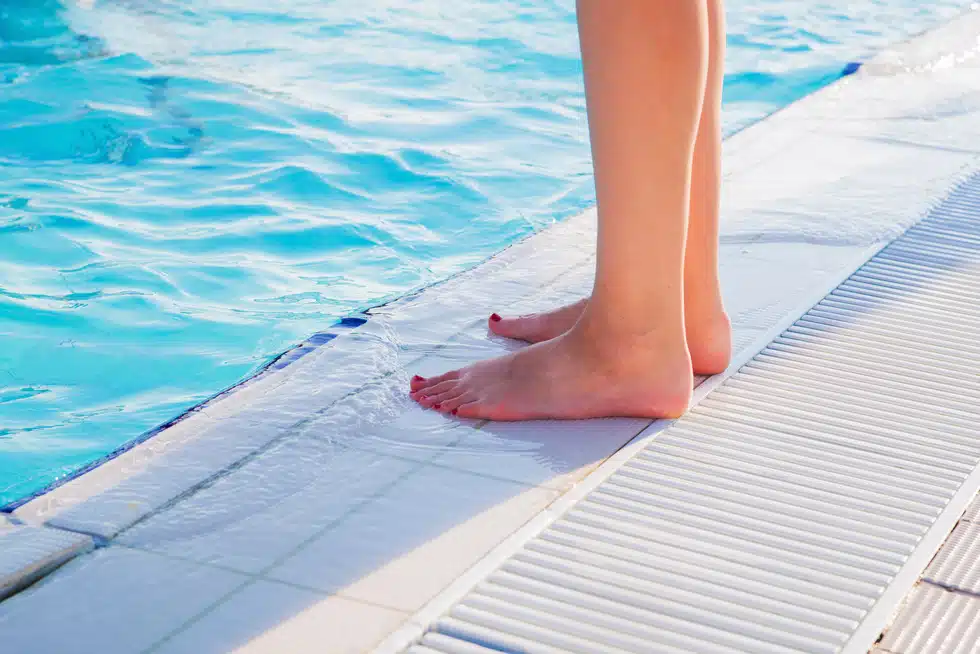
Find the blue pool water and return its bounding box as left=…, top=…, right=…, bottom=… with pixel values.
left=1, top=0, right=975, bottom=507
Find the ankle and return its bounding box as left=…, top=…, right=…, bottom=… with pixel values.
left=578, top=299, right=686, bottom=344
left=684, top=285, right=728, bottom=321
left=568, top=314, right=691, bottom=370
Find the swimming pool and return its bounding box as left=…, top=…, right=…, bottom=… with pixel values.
left=1, top=0, right=975, bottom=508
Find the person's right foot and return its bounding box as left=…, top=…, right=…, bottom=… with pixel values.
left=490, top=297, right=732, bottom=375
left=411, top=316, right=693, bottom=421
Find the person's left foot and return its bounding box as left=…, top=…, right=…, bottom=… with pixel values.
left=489, top=296, right=732, bottom=375
left=489, top=299, right=588, bottom=344
left=410, top=323, right=693, bottom=421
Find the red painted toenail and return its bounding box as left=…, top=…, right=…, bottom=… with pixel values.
left=412, top=375, right=424, bottom=382
left=433, top=403, right=441, bottom=410
left=451, top=409, right=458, bottom=416
left=490, top=313, right=501, bottom=322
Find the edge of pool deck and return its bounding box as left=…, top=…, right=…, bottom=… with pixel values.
left=3, top=9, right=980, bottom=653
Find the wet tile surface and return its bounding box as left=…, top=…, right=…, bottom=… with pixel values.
left=118, top=439, right=420, bottom=575
left=0, top=524, right=93, bottom=600
left=45, top=417, right=290, bottom=540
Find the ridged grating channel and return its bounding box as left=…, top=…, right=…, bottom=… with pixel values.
left=405, top=176, right=980, bottom=654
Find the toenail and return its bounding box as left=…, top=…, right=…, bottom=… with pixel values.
left=451, top=408, right=458, bottom=416
left=412, top=375, right=424, bottom=381
left=433, top=403, right=441, bottom=410
left=490, top=313, right=501, bottom=322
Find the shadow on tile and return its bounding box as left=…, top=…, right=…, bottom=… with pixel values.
left=0, top=547, right=246, bottom=654
left=155, top=580, right=408, bottom=654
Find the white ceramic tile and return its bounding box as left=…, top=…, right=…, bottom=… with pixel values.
left=119, top=438, right=420, bottom=575
left=267, top=464, right=558, bottom=612
left=719, top=242, right=870, bottom=335
left=156, top=580, right=409, bottom=654
left=338, top=484, right=558, bottom=613
left=0, top=525, right=93, bottom=600
left=426, top=418, right=651, bottom=491
left=374, top=220, right=596, bottom=368
left=355, top=319, right=654, bottom=490
left=397, top=306, right=539, bottom=379
left=408, top=342, right=515, bottom=380
left=238, top=324, right=405, bottom=421
left=11, top=411, right=213, bottom=527
left=347, top=400, right=479, bottom=462
left=44, top=416, right=289, bottom=540
left=0, top=546, right=246, bottom=654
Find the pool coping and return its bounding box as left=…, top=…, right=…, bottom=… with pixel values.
left=3, top=6, right=980, bottom=652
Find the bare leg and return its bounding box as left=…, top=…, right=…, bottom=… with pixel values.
left=490, top=0, right=731, bottom=376
left=411, top=0, right=708, bottom=420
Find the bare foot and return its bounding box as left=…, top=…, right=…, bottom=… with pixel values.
left=410, top=325, right=693, bottom=421
left=490, top=298, right=732, bottom=375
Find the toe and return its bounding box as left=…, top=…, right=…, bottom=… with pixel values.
left=424, top=386, right=467, bottom=408
left=454, top=399, right=487, bottom=420
left=489, top=313, right=532, bottom=340
left=437, top=390, right=475, bottom=413
left=412, top=382, right=458, bottom=407
left=412, top=369, right=459, bottom=391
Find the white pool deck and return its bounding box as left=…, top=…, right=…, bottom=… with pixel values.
left=3, top=9, right=980, bottom=654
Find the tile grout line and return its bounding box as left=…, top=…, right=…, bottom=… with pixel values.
left=137, top=454, right=435, bottom=654
left=139, top=577, right=256, bottom=654
left=138, top=574, right=418, bottom=654
left=108, top=537, right=475, bottom=619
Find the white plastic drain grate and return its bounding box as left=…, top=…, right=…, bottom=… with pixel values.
left=405, top=176, right=980, bottom=654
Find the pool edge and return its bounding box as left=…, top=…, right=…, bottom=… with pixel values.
left=2, top=7, right=980, bottom=653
